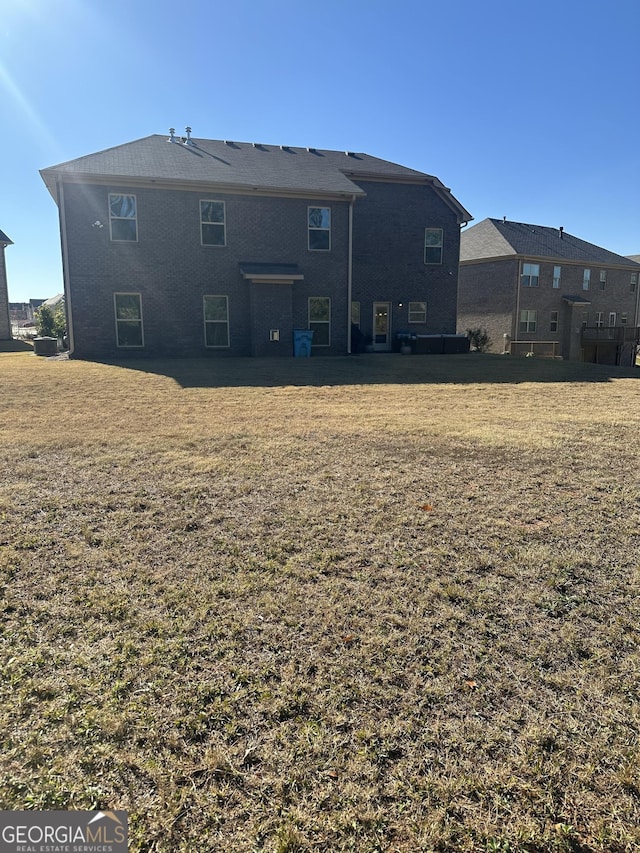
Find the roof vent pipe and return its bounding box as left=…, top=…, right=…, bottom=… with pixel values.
left=168, top=127, right=177, bottom=143
left=559, top=226, right=564, bottom=239
left=184, top=126, right=195, bottom=145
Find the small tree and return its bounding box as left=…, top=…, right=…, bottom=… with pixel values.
left=51, top=304, right=66, bottom=339
left=35, top=303, right=66, bottom=338
left=466, top=328, right=492, bottom=352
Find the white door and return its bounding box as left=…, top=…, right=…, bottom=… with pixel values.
left=373, top=302, right=391, bottom=351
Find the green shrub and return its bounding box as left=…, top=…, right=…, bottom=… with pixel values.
left=466, top=327, right=491, bottom=352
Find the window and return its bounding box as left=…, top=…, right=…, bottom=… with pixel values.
left=308, top=207, right=331, bottom=251
left=519, top=309, right=537, bottom=333
left=408, top=301, right=427, bottom=323
left=621, top=312, right=628, bottom=325
left=631, top=273, right=638, bottom=293
left=521, top=263, right=540, bottom=287
left=581, top=312, right=589, bottom=329
left=608, top=312, right=616, bottom=327
left=583, top=269, right=591, bottom=291
left=109, top=194, right=137, bottom=242
left=553, top=265, right=561, bottom=289
left=351, top=301, right=361, bottom=327
left=200, top=200, right=226, bottom=246
left=599, top=270, right=607, bottom=290
left=595, top=312, right=604, bottom=327
left=203, top=295, right=230, bottom=347
left=424, top=228, right=443, bottom=264
left=308, top=296, right=330, bottom=346
left=114, top=293, right=143, bottom=347
left=549, top=311, right=559, bottom=333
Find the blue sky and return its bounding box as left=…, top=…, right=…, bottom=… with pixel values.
left=2, top=0, right=639, bottom=302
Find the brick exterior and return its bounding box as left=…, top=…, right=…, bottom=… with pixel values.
left=60, top=177, right=463, bottom=359
left=458, top=257, right=640, bottom=360
left=0, top=247, right=11, bottom=340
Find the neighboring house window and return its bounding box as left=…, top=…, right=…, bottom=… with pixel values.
left=203, top=295, right=230, bottom=347
left=200, top=200, right=226, bottom=246
left=621, top=312, right=628, bottom=325
left=609, top=312, right=616, bottom=326
left=595, top=312, right=604, bottom=327
left=308, top=207, right=331, bottom=251
left=549, top=311, right=559, bottom=333
left=109, top=194, right=137, bottom=242
left=553, top=266, right=561, bottom=289
left=114, top=293, right=143, bottom=347
left=583, top=269, right=591, bottom=290
left=424, top=228, right=443, bottom=264
left=351, top=301, right=361, bottom=327
left=599, top=270, right=607, bottom=290
left=631, top=273, right=638, bottom=293
left=309, top=297, right=331, bottom=345
left=581, top=312, right=589, bottom=328
left=521, top=263, right=540, bottom=287
left=408, top=301, right=427, bottom=323
left=519, top=310, right=537, bottom=333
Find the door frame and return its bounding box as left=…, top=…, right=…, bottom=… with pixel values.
left=372, top=301, right=392, bottom=351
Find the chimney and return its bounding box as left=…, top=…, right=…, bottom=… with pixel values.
left=559, top=226, right=564, bottom=239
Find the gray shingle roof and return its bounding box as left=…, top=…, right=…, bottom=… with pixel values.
left=0, top=229, right=13, bottom=245
left=40, top=134, right=471, bottom=221
left=461, top=218, right=640, bottom=268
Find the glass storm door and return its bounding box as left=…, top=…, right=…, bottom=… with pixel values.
left=373, top=302, right=391, bottom=351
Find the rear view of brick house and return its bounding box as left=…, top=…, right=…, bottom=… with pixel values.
left=40, top=130, right=471, bottom=359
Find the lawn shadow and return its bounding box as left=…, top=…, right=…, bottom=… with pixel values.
left=92, top=353, right=640, bottom=389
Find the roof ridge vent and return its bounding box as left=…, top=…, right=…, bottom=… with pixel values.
left=183, top=126, right=195, bottom=146
left=345, top=151, right=355, bottom=157
left=307, top=147, right=316, bottom=153
left=168, top=127, right=178, bottom=143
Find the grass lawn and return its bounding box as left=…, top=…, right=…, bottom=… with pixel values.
left=1, top=351, right=640, bottom=852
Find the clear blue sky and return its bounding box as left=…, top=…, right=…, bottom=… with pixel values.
left=2, top=0, right=639, bottom=302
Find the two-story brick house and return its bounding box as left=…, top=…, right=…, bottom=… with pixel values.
left=457, top=218, right=640, bottom=365
left=40, top=131, right=471, bottom=359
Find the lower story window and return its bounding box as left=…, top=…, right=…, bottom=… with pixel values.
left=204, top=295, right=230, bottom=347
left=549, top=311, right=559, bottom=333
left=408, top=301, right=427, bottom=323
left=351, top=301, right=361, bottom=327
left=309, top=296, right=330, bottom=346
left=114, top=292, right=143, bottom=347
left=519, top=309, right=537, bottom=333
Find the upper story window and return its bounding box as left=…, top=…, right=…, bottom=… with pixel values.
left=308, top=207, right=331, bottom=251
left=553, top=266, right=561, bottom=289
left=583, top=269, right=591, bottom=291
left=109, top=194, right=137, bottom=242
left=200, top=200, right=226, bottom=246
left=521, top=263, right=539, bottom=287
left=408, top=301, right=427, bottom=323
left=621, top=312, right=628, bottom=325
left=424, top=228, right=443, bottom=264
left=631, top=273, right=638, bottom=293
left=114, top=292, right=143, bottom=347
left=599, top=270, right=607, bottom=290
left=608, top=312, right=617, bottom=326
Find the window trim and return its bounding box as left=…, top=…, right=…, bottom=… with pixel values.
left=200, top=199, right=227, bottom=247
left=308, top=207, right=331, bottom=252
left=408, top=301, right=427, bottom=323
left=631, top=273, right=638, bottom=293
left=114, top=292, right=144, bottom=348
left=583, top=269, right=591, bottom=291
left=620, top=312, right=628, bottom=325
left=203, top=294, right=230, bottom=348
left=552, top=265, right=561, bottom=289
left=608, top=312, right=616, bottom=327
left=549, top=311, right=559, bottom=333
left=521, top=263, right=540, bottom=288
left=109, top=193, right=138, bottom=243
left=519, top=309, right=537, bottom=333
left=308, top=296, right=331, bottom=347
left=595, top=312, right=604, bottom=328
left=424, top=228, right=443, bottom=265
left=599, top=270, right=607, bottom=290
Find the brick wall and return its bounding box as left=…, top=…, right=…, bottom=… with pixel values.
left=0, top=248, right=11, bottom=340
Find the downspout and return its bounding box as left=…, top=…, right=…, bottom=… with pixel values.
left=57, top=178, right=74, bottom=356
left=347, top=194, right=355, bottom=354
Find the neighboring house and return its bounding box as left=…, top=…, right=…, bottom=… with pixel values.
left=40, top=130, right=471, bottom=359
left=0, top=229, right=13, bottom=340
left=458, top=218, right=640, bottom=365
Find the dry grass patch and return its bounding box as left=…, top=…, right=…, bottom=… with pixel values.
left=1, top=352, right=640, bottom=851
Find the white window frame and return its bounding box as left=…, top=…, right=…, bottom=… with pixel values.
left=599, top=270, right=607, bottom=290
left=408, top=301, right=427, bottom=323
left=200, top=200, right=226, bottom=247
left=608, top=312, right=616, bottom=327
left=109, top=193, right=138, bottom=242
left=620, top=312, right=628, bottom=325
left=308, top=296, right=331, bottom=346
left=553, top=265, right=561, bottom=289
left=308, top=207, right=331, bottom=251
left=631, top=273, right=638, bottom=293
left=203, top=295, right=230, bottom=348
left=583, top=269, right=591, bottom=291
left=424, top=228, right=443, bottom=264
left=595, top=312, right=604, bottom=328
left=114, top=292, right=144, bottom=348
left=549, top=311, right=559, bottom=333
left=521, top=263, right=540, bottom=287
left=519, top=309, right=537, bottom=333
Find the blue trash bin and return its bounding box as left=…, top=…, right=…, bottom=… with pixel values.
left=293, top=329, right=314, bottom=357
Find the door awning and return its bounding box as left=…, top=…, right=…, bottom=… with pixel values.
left=240, top=262, right=304, bottom=283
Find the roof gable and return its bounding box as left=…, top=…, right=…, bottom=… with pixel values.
left=461, top=218, right=640, bottom=267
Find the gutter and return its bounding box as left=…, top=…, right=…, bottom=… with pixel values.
left=57, top=178, right=74, bottom=356
left=347, top=195, right=355, bottom=354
